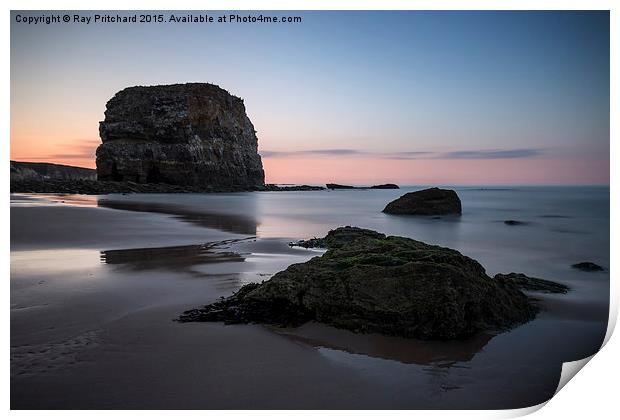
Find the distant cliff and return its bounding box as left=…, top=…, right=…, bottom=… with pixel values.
left=10, top=161, right=96, bottom=181
left=96, top=83, right=265, bottom=190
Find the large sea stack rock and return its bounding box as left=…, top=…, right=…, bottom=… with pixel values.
left=383, top=187, right=462, bottom=215
left=179, top=227, right=567, bottom=340
left=96, top=83, right=265, bottom=190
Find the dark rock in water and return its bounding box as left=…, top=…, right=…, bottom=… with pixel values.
left=571, top=262, right=604, bottom=272
left=370, top=183, right=399, bottom=189
left=326, top=183, right=355, bottom=189
left=11, top=161, right=96, bottom=181
left=383, top=187, right=462, bottom=215
left=96, top=83, right=265, bottom=190
left=179, top=227, right=566, bottom=340
left=494, top=273, right=569, bottom=294
left=504, top=220, right=527, bottom=226
left=262, top=184, right=326, bottom=191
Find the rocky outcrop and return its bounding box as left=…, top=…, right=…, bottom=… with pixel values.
left=370, top=183, right=399, bottom=189
left=263, top=184, right=325, bottom=191
left=10, top=161, right=96, bottom=181
left=383, top=187, right=462, bottom=215
left=96, top=83, right=265, bottom=190
left=179, top=227, right=567, bottom=340
left=326, top=183, right=354, bottom=189
left=325, top=183, right=400, bottom=190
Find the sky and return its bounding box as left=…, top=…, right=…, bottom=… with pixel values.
left=10, top=11, right=609, bottom=185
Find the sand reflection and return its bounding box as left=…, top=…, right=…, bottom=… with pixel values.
left=275, top=322, right=492, bottom=366
left=97, top=199, right=258, bottom=235
left=100, top=239, right=252, bottom=273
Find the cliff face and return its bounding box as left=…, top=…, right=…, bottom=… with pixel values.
left=96, top=83, right=265, bottom=189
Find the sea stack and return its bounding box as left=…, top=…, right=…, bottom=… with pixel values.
left=383, top=187, right=462, bottom=215
left=96, top=83, right=265, bottom=190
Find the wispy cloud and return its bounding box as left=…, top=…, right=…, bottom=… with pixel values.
left=261, top=148, right=544, bottom=160
left=13, top=139, right=100, bottom=166
left=260, top=149, right=367, bottom=158
left=438, top=148, right=543, bottom=159
left=42, top=139, right=100, bottom=161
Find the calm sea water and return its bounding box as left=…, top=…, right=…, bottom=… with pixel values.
left=100, top=185, right=610, bottom=279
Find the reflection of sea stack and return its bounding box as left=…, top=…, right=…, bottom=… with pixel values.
left=383, top=187, right=462, bottom=215
left=96, top=83, right=265, bottom=190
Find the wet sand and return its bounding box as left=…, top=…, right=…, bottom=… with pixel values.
left=11, top=193, right=608, bottom=409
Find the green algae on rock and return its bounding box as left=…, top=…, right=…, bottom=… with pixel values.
left=179, top=227, right=568, bottom=340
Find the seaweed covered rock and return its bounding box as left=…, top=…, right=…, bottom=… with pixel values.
left=179, top=227, right=567, bottom=340
left=383, top=187, right=462, bottom=215
left=494, top=273, right=569, bottom=294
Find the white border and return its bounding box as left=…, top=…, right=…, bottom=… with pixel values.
left=3, top=1, right=616, bottom=418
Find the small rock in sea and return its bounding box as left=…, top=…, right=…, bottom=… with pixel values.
left=504, top=220, right=527, bottom=226
left=369, top=183, right=399, bottom=189
left=263, top=184, right=325, bottom=191
left=571, top=262, right=604, bottom=272
left=383, top=187, right=461, bottom=215
left=179, top=226, right=567, bottom=340
left=326, top=183, right=355, bottom=189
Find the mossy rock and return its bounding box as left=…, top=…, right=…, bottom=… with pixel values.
left=179, top=227, right=567, bottom=340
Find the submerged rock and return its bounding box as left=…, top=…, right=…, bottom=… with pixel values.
left=504, top=220, right=527, bottom=226
left=571, top=262, right=604, bottom=272
left=96, top=83, right=265, bottom=190
left=383, top=187, right=462, bottom=215
left=179, top=227, right=567, bottom=340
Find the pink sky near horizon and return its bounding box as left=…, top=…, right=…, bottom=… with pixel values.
left=263, top=156, right=609, bottom=186
left=10, top=137, right=610, bottom=186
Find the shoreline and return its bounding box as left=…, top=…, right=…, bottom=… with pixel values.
left=10, top=179, right=327, bottom=194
